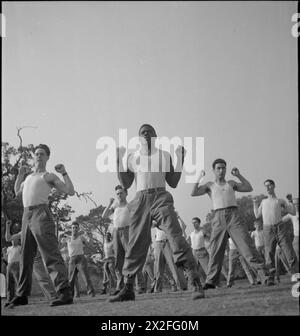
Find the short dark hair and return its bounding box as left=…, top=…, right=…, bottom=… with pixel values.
left=71, top=221, right=79, bottom=227
left=138, top=124, right=157, bottom=137
left=115, top=185, right=127, bottom=194
left=192, top=217, right=201, bottom=224
left=212, top=158, right=226, bottom=169
left=264, top=179, right=275, bottom=187
left=34, top=144, right=50, bottom=157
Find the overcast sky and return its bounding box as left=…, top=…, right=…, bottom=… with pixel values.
left=2, top=1, right=298, bottom=235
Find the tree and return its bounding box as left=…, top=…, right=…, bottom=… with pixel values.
left=1, top=127, right=96, bottom=247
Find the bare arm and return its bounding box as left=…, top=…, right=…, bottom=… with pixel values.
left=102, top=198, right=115, bottom=219
left=165, top=147, right=186, bottom=188
left=230, top=168, right=253, bottom=192
left=5, top=221, right=21, bottom=242
left=191, top=170, right=210, bottom=196
left=14, top=164, right=31, bottom=197
left=47, top=164, right=75, bottom=196
left=117, top=148, right=134, bottom=190
left=253, top=199, right=263, bottom=219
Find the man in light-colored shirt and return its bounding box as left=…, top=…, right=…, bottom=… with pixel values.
left=66, top=221, right=95, bottom=297
left=98, top=232, right=117, bottom=295
left=102, top=185, right=135, bottom=295
left=8, top=144, right=74, bottom=308
left=153, top=227, right=186, bottom=292
left=227, top=237, right=257, bottom=287
left=5, top=219, right=57, bottom=304
left=4, top=237, right=21, bottom=305
left=192, top=159, right=267, bottom=289
left=251, top=220, right=265, bottom=261
left=110, top=124, right=204, bottom=302
left=190, top=217, right=209, bottom=283
left=253, top=179, right=298, bottom=285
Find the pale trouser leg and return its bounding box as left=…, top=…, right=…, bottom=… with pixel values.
left=206, top=210, right=229, bottom=285
left=33, top=249, right=56, bottom=300
left=227, top=209, right=266, bottom=283
left=227, top=249, right=239, bottom=285
left=264, top=225, right=277, bottom=282
left=154, top=241, right=166, bottom=292
left=113, top=227, right=129, bottom=290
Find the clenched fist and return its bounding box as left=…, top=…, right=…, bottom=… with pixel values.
left=175, top=145, right=187, bottom=159
left=18, top=161, right=31, bottom=176
left=231, top=167, right=240, bottom=177
left=55, top=164, right=67, bottom=175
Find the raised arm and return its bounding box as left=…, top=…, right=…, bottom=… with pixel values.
left=117, top=147, right=134, bottom=190
left=46, top=164, right=75, bottom=196
left=102, top=198, right=115, bottom=219
left=5, top=220, right=21, bottom=242
left=229, top=168, right=253, bottom=192
left=165, top=146, right=185, bottom=188
left=191, top=170, right=210, bottom=197
left=253, top=198, right=263, bottom=219
left=14, top=163, right=31, bottom=198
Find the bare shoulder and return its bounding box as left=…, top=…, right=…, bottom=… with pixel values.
left=227, top=180, right=237, bottom=188
left=44, top=172, right=59, bottom=182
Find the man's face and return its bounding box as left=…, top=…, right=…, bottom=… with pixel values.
left=192, top=219, right=200, bottom=230
left=34, top=148, right=49, bottom=166
left=71, top=224, right=79, bottom=235
left=264, top=182, right=275, bottom=195
left=105, top=233, right=112, bottom=242
left=139, top=125, right=156, bottom=145
left=213, top=163, right=226, bottom=179
left=116, top=188, right=126, bottom=202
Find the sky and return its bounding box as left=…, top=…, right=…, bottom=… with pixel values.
left=2, top=1, right=298, bottom=235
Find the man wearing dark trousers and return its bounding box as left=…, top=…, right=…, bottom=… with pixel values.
left=7, top=144, right=75, bottom=308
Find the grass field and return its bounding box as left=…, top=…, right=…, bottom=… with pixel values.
left=1, top=275, right=299, bottom=316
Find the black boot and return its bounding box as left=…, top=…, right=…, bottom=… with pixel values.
left=50, top=288, right=73, bottom=307
left=203, top=283, right=216, bottom=290
left=108, top=283, right=135, bottom=302
left=5, top=295, right=28, bottom=309
left=191, top=277, right=205, bottom=300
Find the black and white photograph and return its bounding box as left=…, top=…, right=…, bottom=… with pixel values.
left=1, top=0, right=299, bottom=321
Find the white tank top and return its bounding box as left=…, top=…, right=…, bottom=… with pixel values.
left=190, top=230, right=205, bottom=250
left=209, top=182, right=237, bottom=210
left=67, top=236, right=84, bottom=257
left=113, top=205, right=130, bottom=228
left=128, top=149, right=167, bottom=191
left=155, top=228, right=167, bottom=241
left=23, top=172, right=51, bottom=207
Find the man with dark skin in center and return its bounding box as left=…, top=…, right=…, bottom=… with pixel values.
left=109, top=124, right=204, bottom=302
